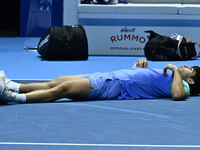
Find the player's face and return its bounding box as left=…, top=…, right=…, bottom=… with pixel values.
left=178, top=65, right=196, bottom=80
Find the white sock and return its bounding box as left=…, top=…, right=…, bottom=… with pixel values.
left=7, top=81, right=21, bottom=93
left=12, top=93, right=26, bottom=103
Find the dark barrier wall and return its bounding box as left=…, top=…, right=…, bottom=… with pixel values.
left=0, top=0, right=20, bottom=37
left=20, top=0, right=63, bottom=37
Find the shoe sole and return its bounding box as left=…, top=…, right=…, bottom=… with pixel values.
left=0, top=78, right=5, bottom=104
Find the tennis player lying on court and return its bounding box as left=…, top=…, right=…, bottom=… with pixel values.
left=0, top=59, right=199, bottom=104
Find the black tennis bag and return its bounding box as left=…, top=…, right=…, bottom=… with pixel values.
left=144, top=30, right=200, bottom=61
left=37, top=25, right=88, bottom=60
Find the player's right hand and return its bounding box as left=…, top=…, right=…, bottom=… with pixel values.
left=136, top=59, right=148, bottom=68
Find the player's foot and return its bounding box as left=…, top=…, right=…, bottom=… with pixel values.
left=1, top=89, right=16, bottom=104
left=0, top=71, right=11, bottom=84
left=0, top=78, right=17, bottom=104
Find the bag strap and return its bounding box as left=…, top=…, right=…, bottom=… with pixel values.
left=176, top=36, right=184, bottom=60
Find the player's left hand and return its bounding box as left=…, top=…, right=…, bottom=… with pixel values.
left=163, top=64, right=179, bottom=76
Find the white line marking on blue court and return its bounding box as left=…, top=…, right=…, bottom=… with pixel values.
left=0, top=142, right=200, bottom=148
left=71, top=103, right=170, bottom=118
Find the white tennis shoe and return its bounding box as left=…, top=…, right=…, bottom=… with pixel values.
left=0, top=71, right=11, bottom=84
left=0, top=76, right=16, bottom=104
left=1, top=89, right=15, bottom=104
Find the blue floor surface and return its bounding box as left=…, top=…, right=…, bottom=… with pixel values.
left=0, top=37, right=200, bottom=150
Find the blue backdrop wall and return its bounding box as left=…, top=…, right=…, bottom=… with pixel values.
left=20, top=0, right=63, bottom=37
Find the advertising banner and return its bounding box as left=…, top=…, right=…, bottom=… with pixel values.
left=85, top=26, right=200, bottom=56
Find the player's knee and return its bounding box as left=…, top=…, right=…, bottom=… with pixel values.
left=51, top=82, right=71, bottom=99
left=46, top=80, right=58, bottom=88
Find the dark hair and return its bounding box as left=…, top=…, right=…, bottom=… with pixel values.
left=189, top=66, right=200, bottom=96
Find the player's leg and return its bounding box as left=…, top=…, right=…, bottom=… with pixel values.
left=26, top=78, right=92, bottom=103
left=0, top=70, right=84, bottom=93
left=1, top=78, right=92, bottom=104
left=19, top=75, right=84, bottom=93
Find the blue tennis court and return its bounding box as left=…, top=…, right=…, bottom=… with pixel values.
left=0, top=38, right=200, bottom=150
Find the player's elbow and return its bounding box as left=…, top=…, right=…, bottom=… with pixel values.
left=172, top=91, right=187, bottom=101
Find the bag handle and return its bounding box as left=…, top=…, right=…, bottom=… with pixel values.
left=193, top=43, right=200, bottom=59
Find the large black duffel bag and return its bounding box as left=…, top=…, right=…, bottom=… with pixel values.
left=144, top=30, right=200, bottom=61
left=37, top=25, right=88, bottom=60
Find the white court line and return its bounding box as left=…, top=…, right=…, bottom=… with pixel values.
left=0, top=142, right=200, bottom=148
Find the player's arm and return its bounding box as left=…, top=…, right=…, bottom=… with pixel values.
left=163, top=64, right=187, bottom=101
